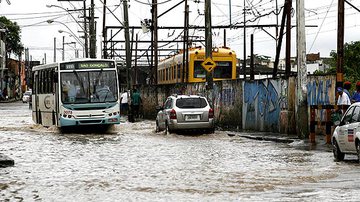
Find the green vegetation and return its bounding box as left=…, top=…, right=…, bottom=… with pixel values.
left=0, top=16, right=22, bottom=56
left=326, top=41, right=360, bottom=89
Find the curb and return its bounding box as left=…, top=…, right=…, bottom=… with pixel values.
left=227, top=133, right=296, bottom=143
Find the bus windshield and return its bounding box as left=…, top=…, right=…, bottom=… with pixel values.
left=61, top=70, right=118, bottom=104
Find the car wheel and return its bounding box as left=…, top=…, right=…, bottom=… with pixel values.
left=165, top=122, right=172, bottom=135
left=206, top=128, right=215, bottom=134
left=333, top=140, right=345, bottom=161
left=155, top=121, right=160, bottom=133
left=357, top=143, right=360, bottom=163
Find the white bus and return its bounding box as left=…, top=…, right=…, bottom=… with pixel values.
left=31, top=59, right=121, bottom=128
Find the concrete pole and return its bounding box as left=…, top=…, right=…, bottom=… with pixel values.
left=123, top=0, right=134, bottom=122
left=102, top=0, right=107, bottom=59
left=62, top=36, right=65, bottom=61
left=337, top=0, right=344, bottom=89
left=152, top=0, right=158, bottom=85
left=205, top=0, right=213, bottom=89
left=285, top=0, right=292, bottom=78
left=296, top=0, right=309, bottom=140
left=54, top=37, right=56, bottom=62
left=89, top=0, right=96, bottom=58
left=243, top=0, right=246, bottom=79
left=83, top=0, right=89, bottom=58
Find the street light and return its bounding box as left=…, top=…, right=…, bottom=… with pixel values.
left=58, top=29, right=85, bottom=58
left=47, top=19, right=79, bottom=40
left=46, top=4, right=86, bottom=33
left=61, top=35, right=77, bottom=60
left=58, top=30, right=85, bottom=48
left=46, top=4, right=89, bottom=58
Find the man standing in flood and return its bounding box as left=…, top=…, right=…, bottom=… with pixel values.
left=131, top=89, right=142, bottom=119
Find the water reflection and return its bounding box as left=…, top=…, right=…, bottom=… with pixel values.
left=1, top=102, right=360, bottom=201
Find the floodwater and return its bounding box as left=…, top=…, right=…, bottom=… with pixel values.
left=1, top=102, right=360, bottom=201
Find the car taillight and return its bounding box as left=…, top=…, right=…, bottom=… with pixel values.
left=209, top=108, right=214, bottom=118
left=170, top=109, right=177, bottom=119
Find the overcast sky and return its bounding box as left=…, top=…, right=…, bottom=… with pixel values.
left=0, top=0, right=359, bottom=63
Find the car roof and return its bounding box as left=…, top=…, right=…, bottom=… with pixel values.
left=169, top=94, right=206, bottom=99
left=350, top=102, right=360, bottom=107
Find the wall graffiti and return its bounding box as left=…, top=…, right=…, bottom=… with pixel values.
left=243, top=80, right=283, bottom=132
left=307, top=76, right=335, bottom=106
left=306, top=75, right=336, bottom=133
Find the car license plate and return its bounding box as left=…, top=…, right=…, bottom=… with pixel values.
left=185, top=114, right=200, bottom=121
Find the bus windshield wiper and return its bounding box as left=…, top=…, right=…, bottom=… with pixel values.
left=73, top=70, right=86, bottom=95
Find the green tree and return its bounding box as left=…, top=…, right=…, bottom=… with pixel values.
left=0, top=16, right=22, bottom=56
left=327, top=41, right=360, bottom=90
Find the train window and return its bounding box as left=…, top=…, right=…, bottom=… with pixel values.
left=171, top=64, right=176, bottom=80
left=177, top=64, right=181, bottom=80
left=213, top=61, right=232, bottom=79
left=194, top=61, right=206, bottom=78
left=166, top=68, right=169, bottom=81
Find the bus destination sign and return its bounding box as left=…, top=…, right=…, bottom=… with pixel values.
left=61, top=61, right=114, bottom=70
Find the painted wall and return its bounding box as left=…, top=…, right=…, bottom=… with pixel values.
left=242, top=79, right=289, bottom=132
left=307, top=75, right=336, bottom=106
left=139, top=75, right=336, bottom=135
left=306, top=75, right=336, bottom=135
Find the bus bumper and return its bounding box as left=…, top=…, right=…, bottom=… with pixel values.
left=59, top=115, right=121, bottom=127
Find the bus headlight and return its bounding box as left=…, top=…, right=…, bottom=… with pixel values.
left=108, top=118, right=118, bottom=122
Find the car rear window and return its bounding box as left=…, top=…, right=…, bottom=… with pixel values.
left=176, top=98, right=207, bottom=108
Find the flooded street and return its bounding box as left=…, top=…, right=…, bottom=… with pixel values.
left=1, top=102, right=360, bottom=201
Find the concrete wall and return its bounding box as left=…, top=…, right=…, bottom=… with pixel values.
left=242, top=78, right=291, bottom=133
left=139, top=74, right=336, bottom=135
left=307, top=75, right=336, bottom=135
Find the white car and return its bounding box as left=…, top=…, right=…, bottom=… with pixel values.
left=155, top=94, right=215, bottom=134
left=332, top=102, right=360, bottom=161
left=22, top=90, right=32, bottom=103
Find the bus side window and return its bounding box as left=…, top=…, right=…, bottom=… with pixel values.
left=39, top=70, right=43, bottom=94
left=46, top=70, right=50, bottom=93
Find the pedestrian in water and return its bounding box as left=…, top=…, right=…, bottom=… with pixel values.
left=351, top=82, right=360, bottom=103
left=131, top=89, right=142, bottom=119
left=120, top=90, right=129, bottom=115
left=337, top=87, right=351, bottom=114
left=343, top=81, right=352, bottom=98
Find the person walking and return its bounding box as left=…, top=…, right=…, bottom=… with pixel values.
left=351, top=82, right=360, bottom=103
left=120, top=90, right=129, bottom=115
left=131, top=89, right=142, bottom=119
left=343, top=81, right=352, bottom=98
left=337, top=87, right=351, bottom=114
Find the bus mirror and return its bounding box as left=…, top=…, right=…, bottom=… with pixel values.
left=53, top=73, right=58, bottom=83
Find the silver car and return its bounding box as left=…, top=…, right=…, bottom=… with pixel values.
left=155, top=94, right=215, bottom=134
left=22, top=90, right=32, bottom=103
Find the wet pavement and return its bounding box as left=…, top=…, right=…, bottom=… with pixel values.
left=1, top=101, right=360, bottom=201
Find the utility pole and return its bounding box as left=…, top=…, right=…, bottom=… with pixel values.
left=273, top=0, right=288, bottom=78
left=54, top=37, right=56, bottom=62
left=123, top=0, right=134, bottom=122
left=205, top=0, right=213, bottom=89
left=337, top=0, right=344, bottom=89
left=62, top=36, right=65, bottom=61
left=152, top=0, right=158, bottom=85
left=243, top=0, right=246, bottom=79
left=102, top=0, right=107, bottom=59
left=250, top=34, right=254, bottom=80
left=89, top=0, right=96, bottom=58
left=285, top=0, right=292, bottom=78
left=296, top=0, right=308, bottom=140
left=182, top=0, right=189, bottom=83
left=83, top=0, right=89, bottom=58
